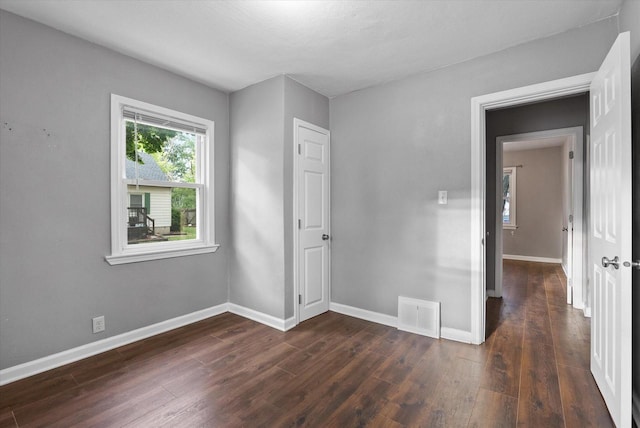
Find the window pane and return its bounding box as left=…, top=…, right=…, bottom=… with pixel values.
left=502, top=172, right=511, bottom=224
left=129, top=194, right=143, bottom=208
left=503, top=200, right=510, bottom=223
left=125, top=122, right=197, bottom=184
left=127, top=186, right=197, bottom=244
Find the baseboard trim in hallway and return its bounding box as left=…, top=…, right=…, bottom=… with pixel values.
left=503, top=254, right=562, bottom=264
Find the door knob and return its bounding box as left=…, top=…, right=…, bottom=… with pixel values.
left=623, top=260, right=640, bottom=270
left=322, top=234, right=330, bottom=241
left=562, top=227, right=568, bottom=232
left=602, top=256, right=620, bottom=269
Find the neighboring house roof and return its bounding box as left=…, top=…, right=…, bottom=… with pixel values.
left=125, top=152, right=169, bottom=181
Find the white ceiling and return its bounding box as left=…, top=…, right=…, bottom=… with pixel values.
left=0, top=0, right=623, bottom=97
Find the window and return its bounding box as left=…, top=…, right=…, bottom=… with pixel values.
left=129, top=194, right=143, bottom=208
left=106, top=94, right=218, bottom=265
left=502, top=167, right=517, bottom=229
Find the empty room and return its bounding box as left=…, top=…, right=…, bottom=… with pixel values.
left=0, top=1, right=638, bottom=427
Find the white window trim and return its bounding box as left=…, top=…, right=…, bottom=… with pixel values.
left=106, top=94, right=218, bottom=265
left=502, top=166, right=517, bottom=230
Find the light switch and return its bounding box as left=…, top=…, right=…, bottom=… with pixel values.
left=438, top=190, right=448, bottom=205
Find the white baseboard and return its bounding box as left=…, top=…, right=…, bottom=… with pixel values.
left=1, top=300, right=475, bottom=386
left=632, top=389, right=639, bottom=427
left=0, top=303, right=229, bottom=386
left=441, top=327, right=473, bottom=344
left=329, top=302, right=397, bottom=328
left=227, top=303, right=294, bottom=332
left=561, top=263, right=569, bottom=277
left=283, top=316, right=297, bottom=331
left=487, top=289, right=500, bottom=298
left=329, top=302, right=472, bottom=344
left=503, top=254, right=562, bottom=264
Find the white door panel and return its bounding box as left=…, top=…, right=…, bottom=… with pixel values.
left=304, top=246, right=326, bottom=305
left=304, top=171, right=324, bottom=228
left=295, top=119, right=330, bottom=322
left=589, top=31, right=632, bottom=428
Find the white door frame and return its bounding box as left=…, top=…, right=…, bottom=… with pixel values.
left=493, top=127, right=584, bottom=309
left=292, top=118, right=331, bottom=326
left=470, top=72, right=595, bottom=344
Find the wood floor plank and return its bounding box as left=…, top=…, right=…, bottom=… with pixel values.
left=467, top=388, right=518, bottom=428
left=480, top=323, right=524, bottom=398
left=281, top=311, right=349, bottom=349
left=65, top=349, right=128, bottom=385
left=547, top=304, right=591, bottom=370
left=268, top=333, right=374, bottom=409
left=0, top=408, right=16, bottom=428
left=214, top=366, right=296, bottom=419
left=0, top=373, right=78, bottom=409
left=517, top=340, right=564, bottom=427
left=523, top=306, right=554, bottom=347
left=324, top=376, right=393, bottom=427
left=557, top=363, right=614, bottom=427
left=383, top=379, right=437, bottom=425
left=372, top=330, right=434, bottom=385
left=422, top=356, right=484, bottom=427
left=276, top=323, right=377, bottom=376
left=269, top=350, right=387, bottom=427
left=544, top=264, right=567, bottom=304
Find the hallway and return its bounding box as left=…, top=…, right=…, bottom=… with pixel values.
left=482, top=259, right=613, bottom=426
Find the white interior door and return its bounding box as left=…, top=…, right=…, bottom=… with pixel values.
left=589, top=32, right=632, bottom=428
left=295, top=119, right=330, bottom=322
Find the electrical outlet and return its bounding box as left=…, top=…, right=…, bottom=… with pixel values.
left=92, top=316, right=105, bottom=334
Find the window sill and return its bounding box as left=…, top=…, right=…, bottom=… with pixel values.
left=503, top=225, right=518, bottom=230
left=105, top=244, right=220, bottom=265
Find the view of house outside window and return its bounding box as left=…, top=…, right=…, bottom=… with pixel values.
left=125, top=122, right=199, bottom=245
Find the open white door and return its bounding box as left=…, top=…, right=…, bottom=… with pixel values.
left=294, top=119, right=330, bottom=323
left=589, top=32, right=632, bottom=428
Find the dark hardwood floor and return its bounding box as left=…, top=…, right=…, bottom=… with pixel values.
left=0, top=260, right=613, bottom=427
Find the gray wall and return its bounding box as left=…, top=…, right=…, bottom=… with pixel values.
left=229, top=75, right=329, bottom=320
left=502, top=147, right=563, bottom=259
left=486, top=95, right=589, bottom=291
left=620, top=0, right=640, bottom=62
left=229, top=76, right=286, bottom=318
left=0, top=11, right=230, bottom=369
left=330, top=17, right=617, bottom=332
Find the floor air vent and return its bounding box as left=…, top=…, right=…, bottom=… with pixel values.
left=397, top=296, right=440, bottom=338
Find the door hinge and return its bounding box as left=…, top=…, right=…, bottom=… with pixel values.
left=298, top=294, right=302, bottom=304
left=298, top=144, right=301, bottom=155
left=569, top=151, right=574, bottom=159
left=298, top=219, right=301, bottom=229
left=569, top=214, right=573, bottom=223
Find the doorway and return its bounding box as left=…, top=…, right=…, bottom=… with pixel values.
left=471, top=32, right=633, bottom=428
left=493, top=127, right=584, bottom=312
